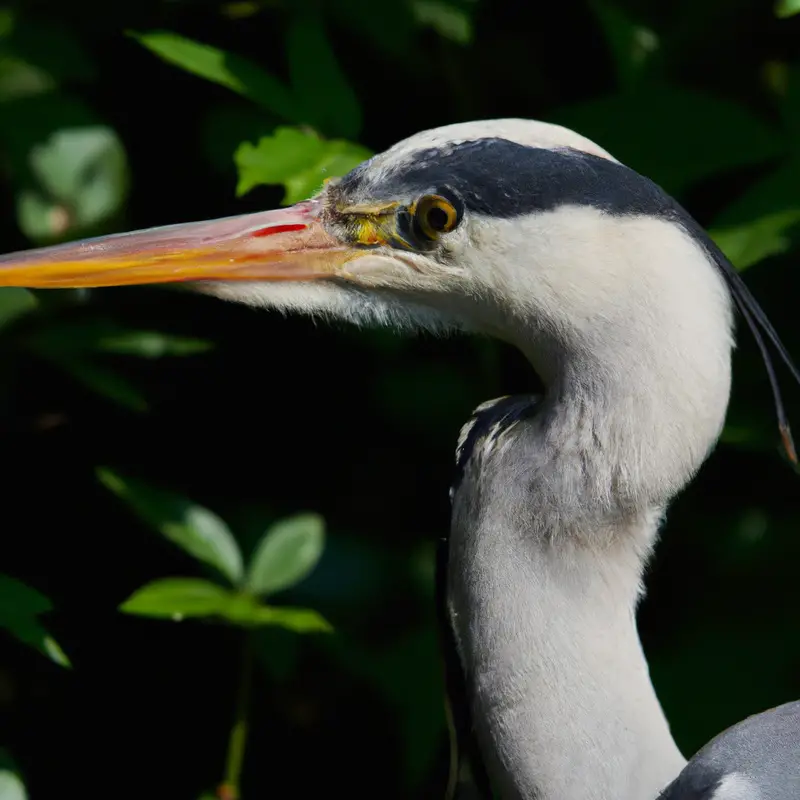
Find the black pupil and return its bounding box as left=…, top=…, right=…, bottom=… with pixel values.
left=425, top=204, right=450, bottom=232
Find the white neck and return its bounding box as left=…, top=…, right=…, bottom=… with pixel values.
left=448, top=475, right=685, bottom=800
left=447, top=213, right=736, bottom=799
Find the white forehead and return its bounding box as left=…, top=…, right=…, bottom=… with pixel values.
left=373, top=118, right=618, bottom=168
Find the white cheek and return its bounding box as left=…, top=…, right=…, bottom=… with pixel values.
left=342, top=253, right=413, bottom=279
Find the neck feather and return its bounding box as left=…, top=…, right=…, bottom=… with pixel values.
left=447, top=239, right=734, bottom=799
left=448, top=391, right=688, bottom=800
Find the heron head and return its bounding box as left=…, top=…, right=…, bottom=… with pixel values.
left=1, top=118, right=796, bottom=466
left=0, top=120, right=623, bottom=346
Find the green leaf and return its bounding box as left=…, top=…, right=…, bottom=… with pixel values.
left=99, top=469, right=244, bottom=586
left=247, top=604, right=332, bottom=633
left=286, top=14, right=361, bottom=139
left=120, top=578, right=233, bottom=619
left=776, top=0, right=800, bottom=17
left=710, top=210, right=800, bottom=271
left=130, top=31, right=299, bottom=121
left=247, top=513, right=325, bottom=596
left=588, top=0, right=660, bottom=90
left=222, top=592, right=331, bottom=631
left=0, top=574, right=71, bottom=668
left=283, top=140, right=373, bottom=205
left=0, top=573, right=51, bottom=616
left=411, top=0, right=474, bottom=45
left=17, top=125, right=129, bottom=243
left=0, top=288, right=37, bottom=331
left=547, top=88, right=785, bottom=196
left=53, top=356, right=148, bottom=412
left=0, top=9, right=13, bottom=40
left=120, top=579, right=332, bottom=633
left=4, top=19, right=96, bottom=85
left=709, top=156, right=800, bottom=269
left=0, top=56, right=56, bottom=102
left=235, top=127, right=327, bottom=195
left=26, top=319, right=211, bottom=358
left=235, top=127, right=371, bottom=203
left=0, top=94, right=128, bottom=243
left=94, top=330, right=213, bottom=358
left=713, top=158, right=800, bottom=226
left=0, top=749, right=27, bottom=800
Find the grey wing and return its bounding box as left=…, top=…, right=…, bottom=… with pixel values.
left=658, top=701, right=800, bottom=800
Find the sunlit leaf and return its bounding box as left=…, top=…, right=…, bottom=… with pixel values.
left=286, top=13, right=362, bottom=138
left=709, top=156, right=800, bottom=269
left=130, top=31, right=299, bottom=121
left=0, top=574, right=70, bottom=668
left=235, top=127, right=326, bottom=195
left=120, top=579, right=332, bottom=633
left=246, top=604, right=332, bottom=633
left=223, top=592, right=332, bottom=631
left=547, top=88, right=785, bottom=195
left=246, top=513, right=325, bottom=596
left=235, top=127, right=371, bottom=203
left=0, top=288, right=37, bottom=331
left=282, top=141, right=371, bottom=204
left=412, top=0, right=474, bottom=45
left=120, top=578, right=232, bottom=619
left=98, top=469, right=244, bottom=585
left=710, top=210, right=800, bottom=270
left=775, top=0, right=800, bottom=17
left=0, top=749, right=27, bottom=800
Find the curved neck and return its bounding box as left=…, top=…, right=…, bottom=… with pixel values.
left=447, top=392, right=687, bottom=800
left=445, top=210, right=735, bottom=799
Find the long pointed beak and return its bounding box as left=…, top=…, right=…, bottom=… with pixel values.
left=0, top=200, right=355, bottom=288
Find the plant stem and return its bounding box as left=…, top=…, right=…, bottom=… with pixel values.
left=218, top=630, right=255, bottom=800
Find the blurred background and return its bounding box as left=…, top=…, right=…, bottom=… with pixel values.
left=0, top=0, right=799, bottom=797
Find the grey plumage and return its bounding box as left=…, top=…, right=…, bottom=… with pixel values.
left=658, top=701, right=800, bottom=800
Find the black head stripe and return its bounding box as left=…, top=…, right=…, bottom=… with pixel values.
left=339, top=138, right=684, bottom=221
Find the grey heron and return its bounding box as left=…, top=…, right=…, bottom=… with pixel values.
left=0, top=119, right=798, bottom=800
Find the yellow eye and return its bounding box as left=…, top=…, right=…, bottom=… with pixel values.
left=414, top=194, right=460, bottom=240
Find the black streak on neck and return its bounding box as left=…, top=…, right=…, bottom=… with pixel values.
left=452, top=395, right=540, bottom=497
left=435, top=394, right=540, bottom=800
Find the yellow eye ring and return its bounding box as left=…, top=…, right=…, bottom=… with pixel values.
left=414, top=194, right=460, bottom=240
